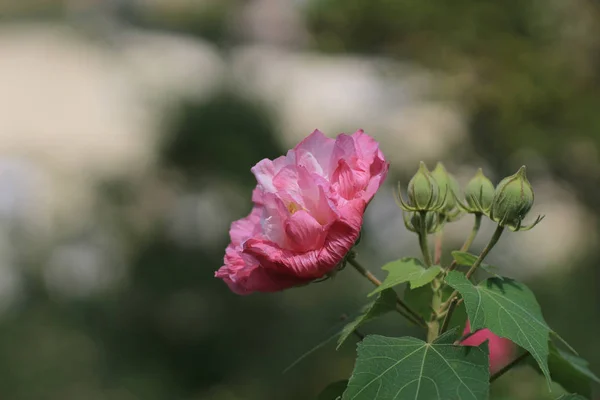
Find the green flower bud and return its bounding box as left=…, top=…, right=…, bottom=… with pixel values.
left=403, top=211, right=440, bottom=234
left=490, top=166, right=541, bottom=230
left=431, top=162, right=460, bottom=213
left=464, top=168, right=495, bottom=214
left=406, top=162, right=441, bottom=211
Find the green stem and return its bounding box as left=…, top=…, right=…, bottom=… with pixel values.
left=353, top=329, right=366, bottom=341
left=347, top=257, right=426, bottom=327
left=439, top=298, right=457, bottom=335
left=418, top=211, right=433, bottom=266
left=420, top=214, right=441, bottom=341
left=465, top=225, right=504, bottom=279
left=460, top=213, right=482, bottom=252
left=448, top=213, right=482, bottom=272
left=440, top=225, right=505, bottom=311
left=434, top=229, right=444, bottom=265
left=490, top=352, right=531, bottom=382
left=453, top=329, right=479, bottom=345
left=347, top=257, right=383, bottom=287
left=427, top=321, right=439, bottom=342
left=427, top=302, right=441, bottom=341
left=430, top=228, right=446, bottom=340
left=427, top=274, right=444, bottom=342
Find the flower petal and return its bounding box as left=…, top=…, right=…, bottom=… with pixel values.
left=229, top=207, right=262, bottom=246
left=331, top=159, right=370, bottom=200
left=244, top=215, right=360, bottom=279
left=295, top=129, right=335, bottom=177
left=284, top=210, right=327, bottom=252
left=216, top=245, right=307, bottom=295
left=260, top=192, right=289, bottom=246
left=252, top=153, right=294, bottom=194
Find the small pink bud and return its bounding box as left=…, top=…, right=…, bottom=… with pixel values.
left=461, top=321, right=516, bottom=374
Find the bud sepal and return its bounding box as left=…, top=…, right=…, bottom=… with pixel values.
left=403, top=211, right=442, bottom=234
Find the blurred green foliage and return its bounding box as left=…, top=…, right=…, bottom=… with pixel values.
left=161, top=93, right=280, bottom=185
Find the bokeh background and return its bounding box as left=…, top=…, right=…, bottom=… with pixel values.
left=0, top=0, right=599, bottom=399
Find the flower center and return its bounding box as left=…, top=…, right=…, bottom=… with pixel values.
left=287, top=202, right=303, bottom=214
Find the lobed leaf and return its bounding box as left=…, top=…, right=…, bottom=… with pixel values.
left=445, top=271, right=552, bottom=384
left=547, top=342, right=600, bottom=398
left=343, top=329, right=490, bottom=400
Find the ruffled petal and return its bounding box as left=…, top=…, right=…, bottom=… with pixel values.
left=351, top=129, right=379, bottom=166
left=244, top=208, right=361, bottom=279
left=216, top=245, right=307, bottom=295
left=329, top=133, right=357, bottom=173
left=294, top=129, right=335, bottom=177
left=363, top=149, right=389, bottom=202
left=284, top=210, right=327, bottom=252
left=229, top=207, right=262, bottom=247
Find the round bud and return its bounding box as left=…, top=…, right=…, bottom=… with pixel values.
left=490, top=166, right=535, bottom=229
left=464, top=168, right=495, bottom=214
left=407, top=162, right=440, bottom=211
left=431, top=162, right=460, bottom=212
left=411, top=211, right=439, bottom=234
left=403, top=211, right=440, bottom=234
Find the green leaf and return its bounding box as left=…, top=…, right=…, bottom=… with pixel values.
left=369, top=258, right=442, bottom=297
left=548, top=342, right=600, bottom=398
left=343, top=329, right=490, bottom=400
left=451, top=251, right=502, bottom=279
left=445, top=271, right=552, bottom=384
left=337, top=289, right=397, bottom=349
left=451, top=251, right=479, bottom=266
left=556, top=395, right=587, bottom=400
left=403, top=285, right=434, bottom=321
left=318, top=380, right=348, bottom=400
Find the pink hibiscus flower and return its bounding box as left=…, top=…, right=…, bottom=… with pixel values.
left=215, top=130, right=388, bottom=294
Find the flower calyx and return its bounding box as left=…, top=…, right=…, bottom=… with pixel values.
left=402, top=211, right=442, bottom=234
